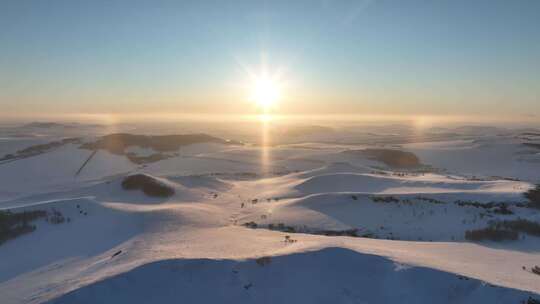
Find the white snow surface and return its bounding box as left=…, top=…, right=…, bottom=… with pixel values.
left=0, top=135, right=539, bottom=303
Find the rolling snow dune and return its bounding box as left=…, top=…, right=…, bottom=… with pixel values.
left=21, top=174, right=206, bottom=205
left=167, top=175, right=232, bottom=191
left=404, top=138, right=540, bottom=181
left=242, top=192, right=540, bottom=242
left=45, top=247, right=534, bottom=304
left=0, top=173, right=205, bottom=206
left=295, top=162, right=371, bottom=178
left=0, top=198, right=142, bottom=283
left=142, top=154, right=281, bottom=176
left=83, top=174, right=203, bottom=203
left=0, top=138, right=51, bottom=158
left=0, top=145, right=136, bottom=202
left=293, top=172, right=530, bottom=196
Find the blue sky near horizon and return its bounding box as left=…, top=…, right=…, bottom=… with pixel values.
left=1, top=0, right=539, bottom=119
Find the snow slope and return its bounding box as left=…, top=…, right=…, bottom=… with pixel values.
left=0, top=198, right=142, bottom=283
left=404, top=137, right=540, bottom=181
left=47, top=247, right=530, bottom=304
left=0, top=144, right=136, bottom=202
left=293, top=172, right=530, bottom=195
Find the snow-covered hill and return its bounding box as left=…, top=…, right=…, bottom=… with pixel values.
left=47, top=247, right=530, bottom=304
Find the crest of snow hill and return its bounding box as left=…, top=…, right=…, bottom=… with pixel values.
left=121, top=174, right=175, bottom=198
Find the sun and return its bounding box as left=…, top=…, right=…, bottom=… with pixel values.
left=240, top=55, right=286, bottom=113
left=249, top=75, right=281, bottom=110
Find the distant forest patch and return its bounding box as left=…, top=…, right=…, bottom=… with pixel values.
left=344, top=148, right=421, bottom=168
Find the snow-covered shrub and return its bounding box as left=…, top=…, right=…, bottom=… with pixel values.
left=496, top=218, right=540, bottom=236
left=524, top=185, right=540, bottom=209
left=465, top=227, right=518, bottom=241
left=317, top=229, right=358, bottom=237
left=255, top=256, right=272, bottom=266
left=525, top=296, right=540, bottom=304
left=466, top=218, right=540, bottom=241
left=48, top=209, right=65, bottom=224
left=371, top=196, right=400, bottom=203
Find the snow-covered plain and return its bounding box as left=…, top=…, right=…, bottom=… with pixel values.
left=1, top=126, right=539, bottom=303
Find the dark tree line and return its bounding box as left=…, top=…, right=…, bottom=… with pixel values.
left=0, top=210, right=47, bottom=245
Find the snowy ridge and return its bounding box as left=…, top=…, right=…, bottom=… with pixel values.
left=47, top=247, right=531, bottom=304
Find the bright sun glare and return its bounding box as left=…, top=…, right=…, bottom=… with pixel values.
left=250, top=75, right=281, bottom=110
